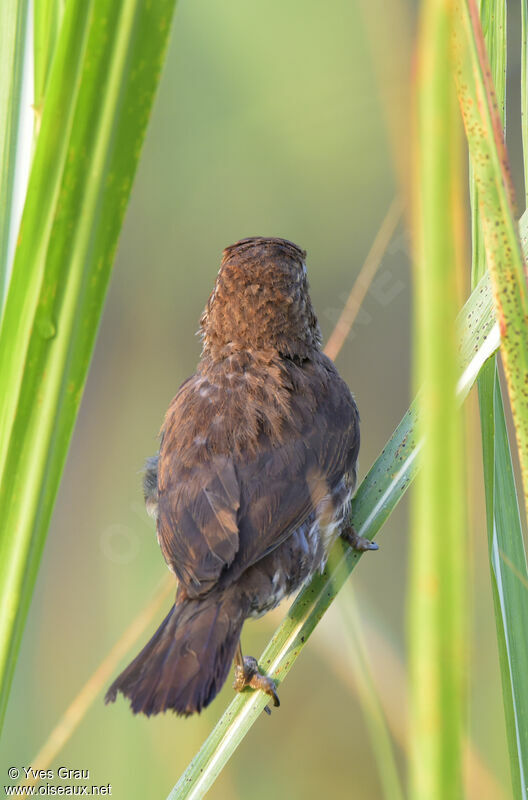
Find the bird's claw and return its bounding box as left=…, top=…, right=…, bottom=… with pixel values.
left=341, top=524, right=379, bottom=552
left=233, top=655, right=280, bottom=711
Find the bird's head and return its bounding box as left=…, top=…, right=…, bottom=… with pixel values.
left=200, top=237, right=322, bottom=360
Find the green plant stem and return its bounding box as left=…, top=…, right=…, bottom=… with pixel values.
left=454, top=0, right=528, bottom=529
left=0, top=0, right=30, bottom=310
left=469, top=3, right=528, bottom=797
left=483, top=362, right=528, bottom=799
left=34, top=0, right=65, bottom=125
left=337, top=585, right=405, bottom=800
left=0, top=0, right=178, bottom=734
left=522, top=0, right=528, bottom=208
left=409, top=1, right=466, bottom=797
left=470, top=0, right=506, bottom=287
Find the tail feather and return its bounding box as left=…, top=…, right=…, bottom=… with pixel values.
left=105, top=591, right=246, bottom=716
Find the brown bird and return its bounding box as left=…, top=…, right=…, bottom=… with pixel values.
left=105, top=236, right=377, bottom=717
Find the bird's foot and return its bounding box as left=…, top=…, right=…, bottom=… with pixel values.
left=341, top=523, right=379, bottom=552
left=233, top=656, right=280, bottom=714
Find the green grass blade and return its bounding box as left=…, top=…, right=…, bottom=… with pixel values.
left=0, top=0, right=30, bottom=308
left=489, top=367, right=528, bottom=797
left=469, top=3, right=528, bottom=796
left=455, top=0, right=528, bottom=528
left=337, top=585, right=405, bottom=800
left=476, top=0, right=506, bottom=120
left=0, top=0, right=177, bottom=733
left=522, top=0, right=528, bottom=208
left=165, top=252, right=501, bottom=800
left=409, top=2, right=466, bottom=797
left=470, top=0, right=506, bottom=286
left=34, top=0, right=65, bottom=121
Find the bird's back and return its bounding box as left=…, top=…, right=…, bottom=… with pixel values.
left=157, top=348, right=359, bottom=603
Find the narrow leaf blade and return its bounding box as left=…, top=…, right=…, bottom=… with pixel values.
left=0, top=0, right=178, bottom=732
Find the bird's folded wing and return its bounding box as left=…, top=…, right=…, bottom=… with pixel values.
left=230, top=391, right=358, bottom=580
left=157, top=454, right=241, bottom=595
left=157, top=364, right=358, bottom=597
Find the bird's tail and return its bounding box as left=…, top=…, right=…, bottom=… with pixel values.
left=105, top=589, right=247, bottom=716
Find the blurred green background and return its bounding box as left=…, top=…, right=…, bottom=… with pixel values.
left=1, top=0, right=518, bottom=796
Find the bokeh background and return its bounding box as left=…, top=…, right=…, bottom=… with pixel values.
left=3, top=0, right=524, bottom=796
